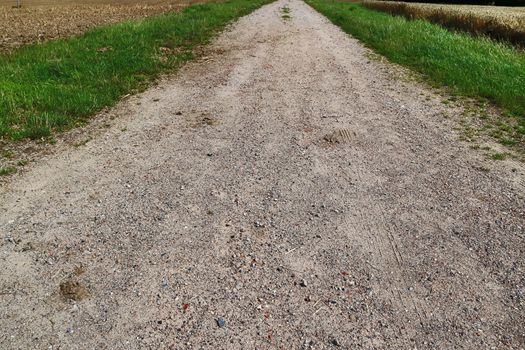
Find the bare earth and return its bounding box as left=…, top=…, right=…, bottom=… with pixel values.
left=0, top=0, right=204, bottom=53
left=1, top=0, right=525, bottom=348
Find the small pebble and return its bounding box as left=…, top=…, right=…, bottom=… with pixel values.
left=300, top=279, right=307, bottom=287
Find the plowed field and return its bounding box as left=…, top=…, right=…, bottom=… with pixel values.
left=0, top=0, right=206, bottom=53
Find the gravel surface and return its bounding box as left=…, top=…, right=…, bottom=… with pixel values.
left=1, top=0, right=525, bottom=348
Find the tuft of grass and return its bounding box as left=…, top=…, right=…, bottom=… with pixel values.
left=281, top=5, right=291, bottom=19
left=74, top=138, right=92, bottom=147
left=500, top=138, right=516, bottom=146
left=0, top=167, right=17, bottom=176
left=1, top=149, right=15, bottom=159
left=0, top=0, right=273, bottom=141
left=306, top=0, right=525, bottom=127
left=491, top=152, right=510, bottom=160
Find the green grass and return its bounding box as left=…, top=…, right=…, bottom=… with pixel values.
left=0, top=167, right=17, bottom=176
left=491, top=152, right=510, bottom=160
left=281, top=5, right=291, bottom=19
left=306, top=0, right=525, bottom=131
left=1, top=149, right=15, bottom=159
left=0, top=0, right=272, bottom=141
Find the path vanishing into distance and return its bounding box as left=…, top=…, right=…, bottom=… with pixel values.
left=1, top=0, right=525, bottom=348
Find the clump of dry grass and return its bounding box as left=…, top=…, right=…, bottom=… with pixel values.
left=363, top=1, right=525, bottom=47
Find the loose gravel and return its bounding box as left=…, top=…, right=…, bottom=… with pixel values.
left=1, top=0, right=524, bottom=348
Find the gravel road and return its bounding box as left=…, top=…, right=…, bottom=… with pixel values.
left=1, top=0, right=524, bottom=348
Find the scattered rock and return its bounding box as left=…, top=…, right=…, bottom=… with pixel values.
left=300, top=279, right=307, bottom=287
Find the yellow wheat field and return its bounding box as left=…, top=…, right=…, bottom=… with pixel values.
left=363, top=1, right=525, bottom=46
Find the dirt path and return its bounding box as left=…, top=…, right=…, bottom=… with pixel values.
left=1, top=0, right=524, bottom=348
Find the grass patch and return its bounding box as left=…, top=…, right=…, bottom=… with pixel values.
left=306, top=0, right=525, bottom=129
left=281, top=5, right=291, bottom=19
left=0, top=167, right=17, bottom=176
left=491, top=152, right=510, bottom=160
left=1, top=149, right=15, bottom=159
left=0, top=0, right=272, bottom=141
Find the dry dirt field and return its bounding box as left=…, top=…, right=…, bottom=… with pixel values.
left=1, top=0, right=524, bottom=348
left=0, top=0, right=206, bottom=53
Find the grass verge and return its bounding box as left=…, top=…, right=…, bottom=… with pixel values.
left=306, top=0, right=525, bottom=148
left=0, top=0, right=272, bottom=141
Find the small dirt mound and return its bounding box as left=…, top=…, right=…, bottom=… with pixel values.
left=323, top=129, right=355, bottom=144
left=59, top=280, right=89, bottom=301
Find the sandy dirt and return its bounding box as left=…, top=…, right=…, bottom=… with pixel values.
left=1, top=0, right=525, bottom=348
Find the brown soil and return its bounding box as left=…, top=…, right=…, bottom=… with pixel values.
left=0, top=0, right=206, bottom=53
left=1, top=0, right=524, bottom=348
left=59, top=280, right=89, bottom=301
